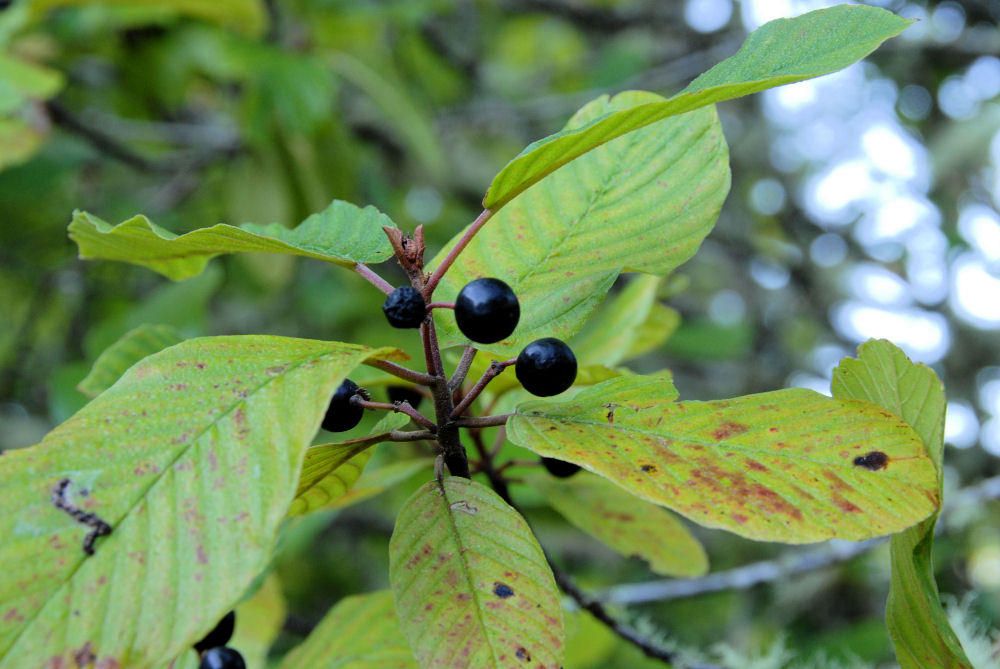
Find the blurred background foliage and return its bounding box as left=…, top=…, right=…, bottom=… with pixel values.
left=2, top=0, right=1000, bottom=666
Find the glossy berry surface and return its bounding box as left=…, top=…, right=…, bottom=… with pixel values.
left=540, top=457, right=581, bottom=478
left=382, top=286, right=426, bottom=328
left=515, top=337, right=577, bottom=397
left=321, top=379, right=365, bottom=432
left=454, top=277, right=519, bottom=344
left=199, top=647, right=246, bottom=669
left=193, top=611, right=235, bottom=654
left=387, top=385, right=423, bottom=410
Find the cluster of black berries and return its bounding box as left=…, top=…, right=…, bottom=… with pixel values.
left=194, top=611, right=244, bottom=669
left=328, top=275, right=580, bottom=474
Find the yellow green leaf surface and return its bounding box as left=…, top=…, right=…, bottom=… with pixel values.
left=78, top=324, right=185, bottom=398
left=431, top=91, right=729, bottom=354
left=0, top=336, right=403, bottom=668
left=389, top=478, right=564, bottom=668
left=483, top=5, right=911, bottom=210
left=831, top=340, right=971, bottom=668
left=527, top=472, right=707, bottom=577
left=327, top=456, right=435, bottom=511
left=507, top=372, right=938, bottom=543
left=69, top=199, right=397, bottom=281
left=288, top=412, right=410, bottom=517
left=279, top=589, right=417, bottom=669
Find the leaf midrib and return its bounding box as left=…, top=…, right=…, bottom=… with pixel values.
left=3, top=344, right=350, bottom=662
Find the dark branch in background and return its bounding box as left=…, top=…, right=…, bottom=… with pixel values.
left=46, top=101, right=167, bottom=173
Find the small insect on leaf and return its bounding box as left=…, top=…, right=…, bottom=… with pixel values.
left=853, top=451, right=889, bottom=471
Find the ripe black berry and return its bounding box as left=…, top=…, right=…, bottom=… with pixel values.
left=382, top=286, right=426, bottom=328
left=321, top=379, right=365, bottom=432
left=387, top=385, right=423, bottom=410
left=199, top=647, right=245, bottom=669
left=454, top=277, right=519, bottom=344
left=515, top=338, right=577, bottom=397
left=193, top=611, right=235, bottom=654
left=540, top=457, right=581, bottom=478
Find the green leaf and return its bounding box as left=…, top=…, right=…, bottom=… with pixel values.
left=570, top=274, right=665, bottom=366
left=288, top=412, right=410, bottom=517
left=389, top=477, right=564, bottom=668
left=507, top=372, right=939, bottom=543
left=77, top=324, right=185, bottom=398
left=0, top=53, right=64, bottom=110
left=69, top=199, right=397, bottom=281
left=624, top=303, right=680, bottom=360
left=278, top=590, right=417, bottom=669
left=831, top=340, right=971, bottom=669
left=483, top=5, right=910, bottom=210
left=0, top=336, right=404, bottom=667
left=432, top=92, right=729, bottom=354
left=527, top=472, right=708, bottom=577
left=26, top=0, right=267, bottom=37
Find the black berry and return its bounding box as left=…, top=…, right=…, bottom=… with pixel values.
left=540, top=457, right=581, bottom=478
left=193, top=611, right=235, bottom=654
left=199, top=647, right=246, bottom=669
left=321, top=379, right=365, bottom=432
left=387, top=385, right=423, bottom=410
left=515, top=338, right=577, bottom=397
left=382, top=286, right=426, bottom=328
left=454, top=278, right=519, bottom=344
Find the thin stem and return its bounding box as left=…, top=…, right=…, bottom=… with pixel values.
left=427, top=301, right=455, bottom=310
left=423, top=208, right=493, bottom=298
left=354, top=263, right=395, bottom=295
left=451, top=359, right=516, bottom=418
left=453, top=413, right=511, bottom=429
left=496, top=458, right=538, bottom=473
left=352, top=397, right=437, bottom=432
left=388, top=429, right=436, bottom=442
left=363, top=359, right=435, bottom=386
left=490, top=425, right=507, bottom=457
left=449, top=346, right=478, bottom=392
left=469, top=429, right=510, bottom=501
left=420, top=319, right=446, bottom=378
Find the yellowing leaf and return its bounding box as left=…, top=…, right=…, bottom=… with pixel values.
left=0, top=336, right=404, bottom=668
left=278, top=590, right=417, bottom=668
left=327, top=456, right=434, bottom=511
left=528, top=472, right=708, bottom=577
left=507, top=372, right=938, bottom=543
left=389, top=478, right=564, bottom=668
left=288, top=413, right=410, bottom=517
left=832, top=340, right=971, bottom=669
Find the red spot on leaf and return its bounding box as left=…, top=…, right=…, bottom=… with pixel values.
left=746, top=459, right=767, bottom=472
left=196, top=545, right=209, bottom=564
left=712, top=422, right=749, bottom=440
left=732, top=513, right=749, bottom=525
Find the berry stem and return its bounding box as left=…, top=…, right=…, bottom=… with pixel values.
left=363, top=359, right=435, bottom=386
left=453, top=413, right=511, bottom=428
left=450, top=359, right=515, bottom=418
left=422, top=208, right=494, bottom=298
left=426, top=301, right=455, bottom=310
left=448, top=345, right=478, bottom=392
left=352, top=397, right=437, bottom=432
left=353, top=262, right=394, bottom=295
left=387, top=429, right=436, bottom=442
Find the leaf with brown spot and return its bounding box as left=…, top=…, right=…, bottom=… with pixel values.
left=507, top=372, right=939, bottom=543
left=389, top=478, right=564, bottom=668
left=0, top=336, right=405, bottom=668
left=832, top=339, right=971, bottom=669
left=528, top=472, right=707, bottom=577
